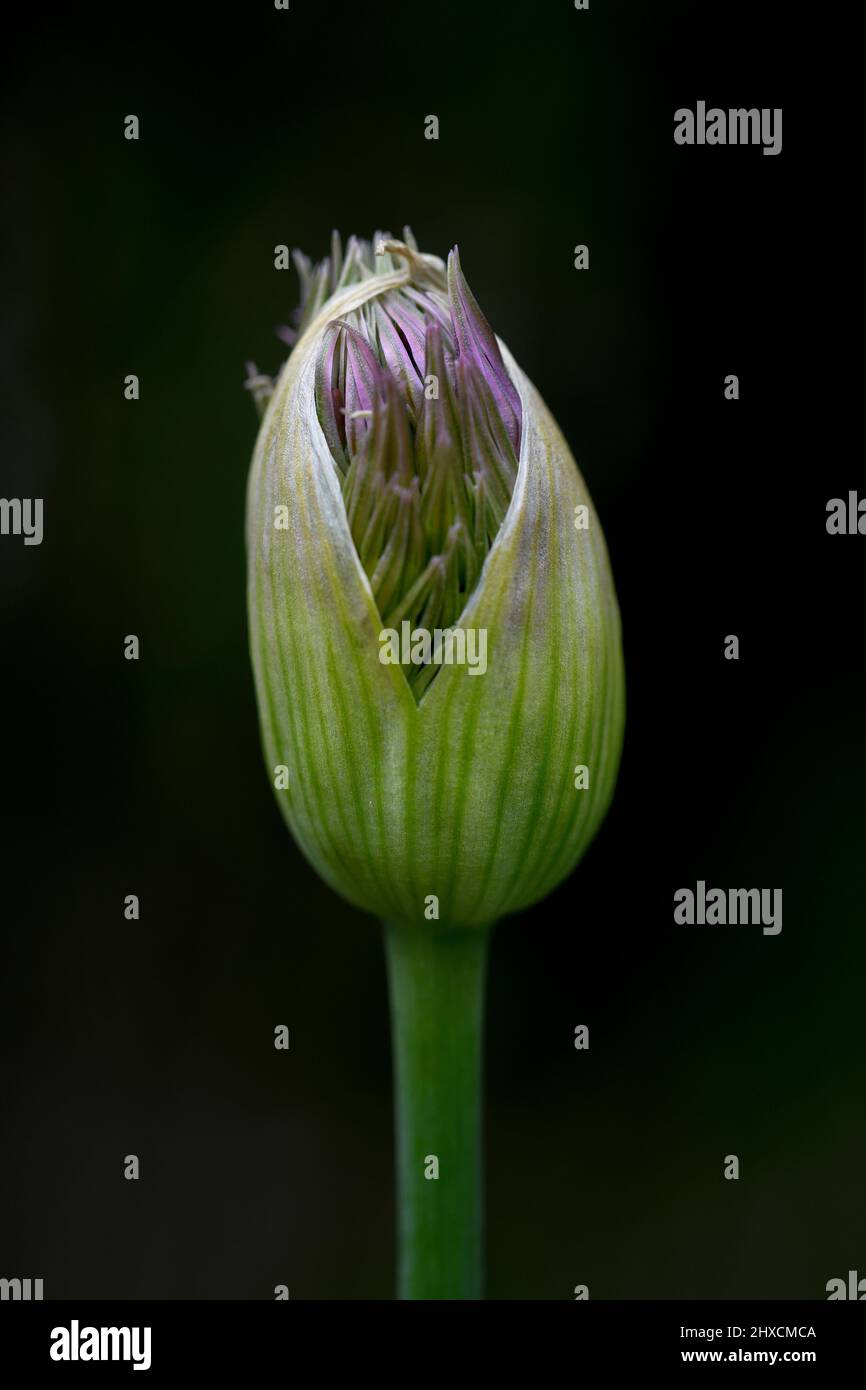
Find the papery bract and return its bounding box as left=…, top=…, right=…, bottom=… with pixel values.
left=246, top=232, right=624, bottom=929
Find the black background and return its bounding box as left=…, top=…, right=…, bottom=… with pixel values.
left=2, top=0, right=862, bottom=1301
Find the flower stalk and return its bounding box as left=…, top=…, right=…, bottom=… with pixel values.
left=385, top=921, right=488, bottom=1300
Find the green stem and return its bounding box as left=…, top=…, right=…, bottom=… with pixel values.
left=384, top=920, right=490, bottom=1300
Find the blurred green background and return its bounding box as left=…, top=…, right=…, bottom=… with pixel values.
left=2, top=0, right=862, bottom=1299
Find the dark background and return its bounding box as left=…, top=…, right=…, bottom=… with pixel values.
left=2, top=0, right=861, bottom=1300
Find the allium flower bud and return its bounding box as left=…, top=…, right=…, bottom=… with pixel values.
left=246, top=230, right=624, bottom=930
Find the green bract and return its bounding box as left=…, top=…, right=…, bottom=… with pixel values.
left=246, top=233, right=624, bottom=929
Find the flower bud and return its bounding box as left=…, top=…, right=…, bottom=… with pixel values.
left=246, top=231, right=624, bottom=929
